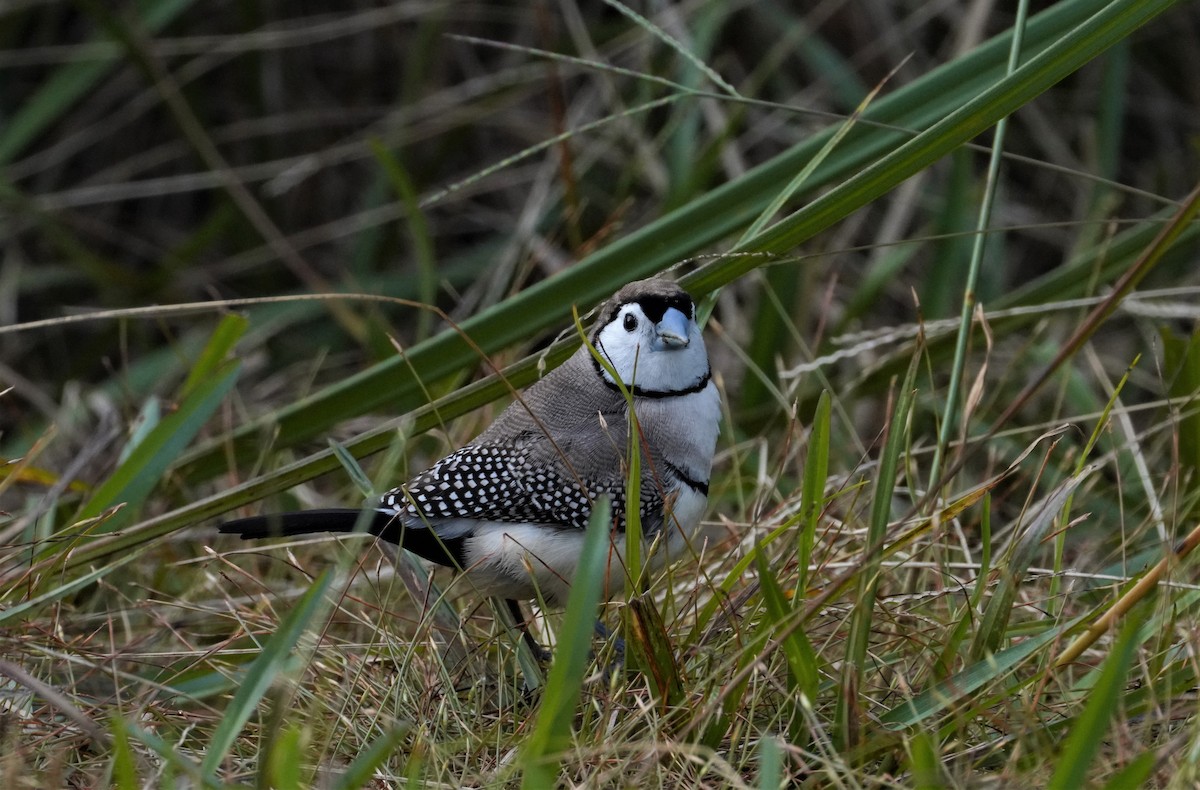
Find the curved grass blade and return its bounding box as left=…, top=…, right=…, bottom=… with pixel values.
left=685, top=0, right=1178, bottom=295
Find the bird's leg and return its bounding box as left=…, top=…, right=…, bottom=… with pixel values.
left=506, top=598, right=552, bottom=662
left=592, top=619, right=626, bottom=658
left=592, top=618, right=626, bottom=684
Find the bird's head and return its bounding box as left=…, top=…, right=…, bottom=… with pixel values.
left=592, top=279, right=711, bottom=396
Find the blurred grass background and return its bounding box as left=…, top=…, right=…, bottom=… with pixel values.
left=2, top=0, right=1199, bottom=786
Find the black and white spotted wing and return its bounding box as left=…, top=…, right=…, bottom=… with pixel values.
left=378, top=441, right=663, bottom=533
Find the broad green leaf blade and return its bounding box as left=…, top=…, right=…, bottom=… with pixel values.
left=200, top=570, right=334, bottom=778
left=171, top=0, right=1140, bottom=485
left=521, top=496, right=611, bottom=788
left=685, top=0, right=1179, bottom=294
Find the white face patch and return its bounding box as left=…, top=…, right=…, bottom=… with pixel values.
left=594, top=302, right=710, bottom=395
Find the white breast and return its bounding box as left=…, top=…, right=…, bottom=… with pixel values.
left=637, top=380, right=722, bottom=491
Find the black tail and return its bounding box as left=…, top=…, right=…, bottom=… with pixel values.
left=219, top=508, right=466, bottom=569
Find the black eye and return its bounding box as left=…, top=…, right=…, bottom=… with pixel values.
left=623, top=313, right=638, bottom=332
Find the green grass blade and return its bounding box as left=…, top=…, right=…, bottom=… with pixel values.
left=1099, top=751, right=1157, bottom=790
left=685, top=504, right=816, bottom=646
left=740, top=64, right=888, bottom=243
left=521, top=496, right=612, bottom=788
left=837, top=349, right=920, bottom=748
left=930, top=0, right=1030, bottom=486
left=881, top=616, right=1083, bottom=728
left=0, top=0, right=196, bottom=166
left=263, top=723, right=306, bottom=790
left=1162, top=328, right=1200, bottom=481
left=1047, top=618, right=1141, bottom=790
left=603, top=0, right=739, bottom=97
left=797, top=390, right=831, bottom=598
left=199, top=570, right=334, bottom=779
left=179, top=314, right=248, bottom=400
left=757, top=549, right=819, bottom=702
left=757, top=735, right=782, bottom=790
left=329, top=438, right=376, bottom=499
left=626, top=594, right=684, bottom=707
left=116, top=397, right=161, bottom=466
left=969, top=464, right=1099, bottom=660
left=368, top=140, right=437, bottom=341
left=685, top=0, right=1177, bottom=294
left=109, top=715, right=139, bottom=790
left=67, top=358, right=240, bottom=533
left=121, top=721, right=210, bottom=787
left=906, top=731, right=943, bottom=790
left=0, top=551, right=139, bottom=626
left=331, top=726, right=412, bottom=790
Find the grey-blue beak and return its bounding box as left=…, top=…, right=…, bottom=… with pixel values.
left=654, top=307, right=690, bottom=349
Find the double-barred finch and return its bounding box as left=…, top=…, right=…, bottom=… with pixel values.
left=220, top=278, right=721, bottom=628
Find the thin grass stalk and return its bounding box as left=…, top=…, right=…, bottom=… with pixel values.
left=929, top=0, right=1031, bottom=490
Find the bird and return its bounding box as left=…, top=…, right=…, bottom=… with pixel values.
left=220, top=278, right=721, bottom=646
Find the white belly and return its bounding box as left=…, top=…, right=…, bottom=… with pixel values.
left=456, top=489, right=712, bottom=607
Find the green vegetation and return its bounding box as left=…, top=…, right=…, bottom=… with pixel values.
left=2, top=0, right=1198, bottom=786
